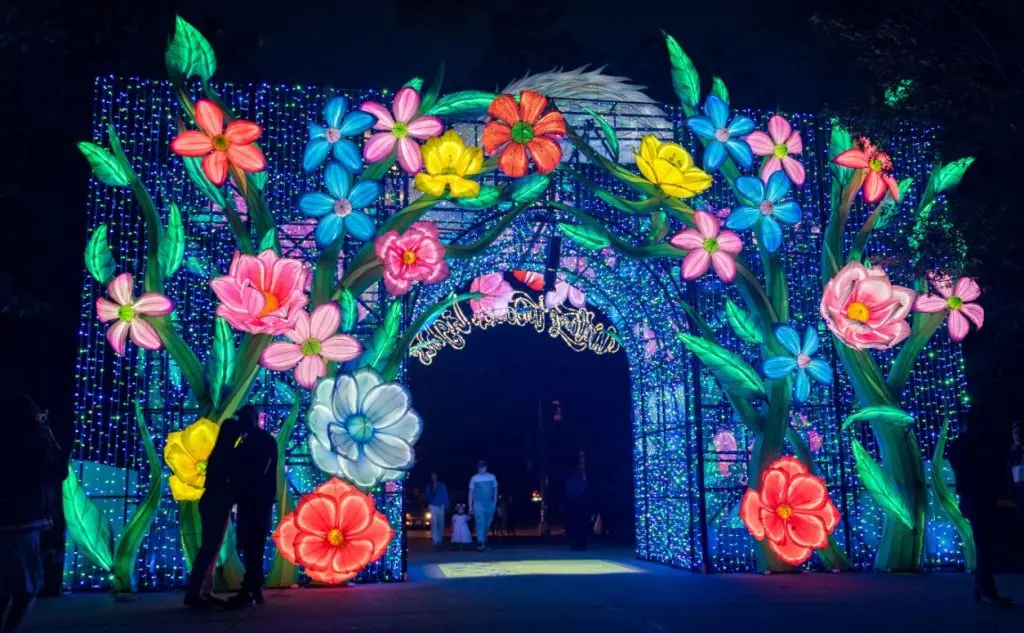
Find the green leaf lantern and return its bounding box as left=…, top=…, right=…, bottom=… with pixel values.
left=165, top=16, right=217, bottom=82
left=85, top=225, right=117, bottom=285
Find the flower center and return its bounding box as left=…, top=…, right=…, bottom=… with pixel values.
left=759, top=200, right=774, bottom=216
left=510, top=121, right=535, bottom=144
left=346, top=415, right=374, bottom=444
left=776, top=504, right=793, bottom=520
left=714, top=128, right=730, bottom=143
left=441, top=166, right=458, bottom=176
left=401, top=250, right=418, bottom=265
left=869, top=157, right=883, bottom=172
left=257, top=291, right=281, bottom=317
left=703, top=237, right=719, bottom=253
left=196, top=460, right=207, bottom=474
left=947, top=296, right=963, bottom=310
left=392, top=122, right=408, bottom=138
left=325, top=128, right=341, bottom=143
left=301, top=338, right=322, bottom=356
left=773, top=143, right=788, bottom=158
left=117, top=305, right=136, bottom=322
left=326, top=528, right=344, bottom=547
left=796, top=353, right=811, bottom=368
left=333, top=198, right=353, bottom=217
left=211, top=134, right=231, bottom=152
left=846, top=301, right=870, bottom=323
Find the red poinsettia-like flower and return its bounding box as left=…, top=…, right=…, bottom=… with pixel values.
left=832, top=136, right=899, bottom=204
left=170, top=99, right=266, bottom=186
left=273, top=478, right=394, bottom=584
left=739, top=456, right=840, bottom=566
left=483, top=91, right=566, bottom=178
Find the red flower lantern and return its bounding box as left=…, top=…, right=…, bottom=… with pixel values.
left=739, top=456, right=840, bottom=566
left=273, top=478, right=394, bottom=584
left=482, top=91, right=566, bottom=178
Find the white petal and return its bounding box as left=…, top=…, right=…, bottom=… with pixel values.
left=376, top=411, right=422, bottom=444
left=328, top=423, right=359, bottom=461
left=310, top=435, right=343, bottom=477
left=307, top=404, right=336, bottom=442
left=332, top=373, right=360, bottom=420
left=312, top=377, right=335, bottom=408
left=340, top=452, right=385, bottom=489
left=363, top=383, right=412, bottom=430
left=352, top=368, right=382, bottom=411
left=363, top=434, right=415, bottom=470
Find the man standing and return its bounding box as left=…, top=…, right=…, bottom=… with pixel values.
left=425, top=473, right=448, bottom=549
left=468, top=461, right=498, bottom=551
left=565, top=464, right=589, bottom=551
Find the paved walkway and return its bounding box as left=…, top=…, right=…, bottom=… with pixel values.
left=27, top=545, right=1022, bottom=632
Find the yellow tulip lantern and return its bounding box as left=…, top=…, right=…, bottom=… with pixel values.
left=163, top=418, right=219, bottom=501
left=634, top=135, right=713, bottom=199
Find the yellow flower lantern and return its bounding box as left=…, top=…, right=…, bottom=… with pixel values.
left=634, top=135, right=712, bottom=199
left=413, top=130, right=484, bottom=199
left=163, top=418, right=219, bottom=501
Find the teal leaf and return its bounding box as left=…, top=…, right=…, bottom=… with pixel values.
left=419, top=63, right=445, bottom=114
left=165, top=16, right=217, bottom=82
left=456, top=185, right=501, bottom=210
left=841, top=405, right=914, bottom=432
left=185, top=255, right=212, bottom=279
left=874, top=177, right=914, bottom=230
left=364, top=300, right=402, bottom=370
left=723, top=299, right=763, bottom=344
left=77, top=142, right=131, bottom=187
left=159, top=204, right=185, bottom=278
left=426, top=90, right=497, bottom=117
left=850, top=438, right=914, bottom=528
left=361, top=156, right=395, bottom=181
left=403, top=77, right=424, bottom=92
left=932, top=417, right=976, bottom=571
left=217, top=522, right=239, bottom=567
left=677, top=332, right=765, bottom=398
left=63, top=468, right=114, bottom=571
left=927, top=157, right=975, bottom=197
left=710, top=76, right=730, bottom=104
left=85, top=225, right=117, bottom=285
left=557, top=222, right=611, bottom=250
left=663, top=32, right=700, bottom=108
left=581, top=107, right=619, bottom=162
left=829, top=119, right=854, bottom=186
left=250, top=170, right=268, bottom=191
left=259, top=229, right=278, bottom=253
left=206, top=318, right=236, bottom=408
left=510, top=174, right=550, bottom=206
left=645, top=210, right=669, bottom=244
left=338, top=288, right=358, bottom=333
left=183, top=155, right=226, bottom=207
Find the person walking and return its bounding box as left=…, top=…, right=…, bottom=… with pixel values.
left=1009, top=421, right=1024, bottom=509
left=565, top=464, right=589, bottom=551
left=425, top=473, right=448, bottom=549
left=0, top=394, right=67, bottom=633
left=468, top=461, right=498, bottom=551
left=226, top=406, right=277, bottom=609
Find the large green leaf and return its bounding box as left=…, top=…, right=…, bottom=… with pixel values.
left=510, top=174, right=550, bottom=206
left=165, top=16, right=216, bottom=82
left=932, top=417, right=976, bottom=571
left=841, top=405, right=914, bottom=432
left=925, top=157, right=975, bottom=199
left=723, top=299, right=763, bottom=344
left=112, top=402, right=163, bottom=593
left=63, top=468, right=114, bottom=571
left=828, top=119, right=854, bottom=186
left=206, top=318, right=236, bottom=408
left=663, top=32, right=700, bottom=108
left=403, top=77, right=424, bottom=92
left=183, top=155, right=226, bottom=207
left=77, top=142, right=132, bottom=187
left=710, top=76, right=730, bottom=104
left=85, top=225, right=117, bottom=285
left=677, top=332, right=765, bottom=398
left=581, top=108, right=619, bottom=162
left=249, top=170, right=268, bottom=191
left=850, top=438, right=914, bottom=529
left=159, top=203, right=185, bottom=278
left=558, top=223, right=610, bottom=250
left=873, top=177, right=914, bottom=230
left=426, top=90, right=496, bottom=117
left=645, top=210, right=669, bottom=244
left=456, top=184, right=501, bottom=210
left=338, top=288, right=358, bottom=333
left=359, top=300, right=402, bottom=371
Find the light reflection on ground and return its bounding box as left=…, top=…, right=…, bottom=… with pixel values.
left=436, top=559, right=645, bottom=578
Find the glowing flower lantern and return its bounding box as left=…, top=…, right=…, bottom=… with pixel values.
left=634, top=135, right=712, bottom=199
left=260, top=303, right=364, bottom=388
left=745, top=115, right=806, bottom=186
left=483, top=90, right=566, bottom=178
left=762, top=325, right=833, bottom=403
left=303, top=96, right=377, bottom=173
left=163, top=418, right=219, bottom=501
left=469, top=272, right=514, bottom=318
left=209, top=249, right=310, bottom=335
left=374, top=221, right=448, bottom=297
left=725, top=171, right=802, bottom=253
left=298, top=162, right=382, bottom=246
left=913, top=273, right=984, bottom=342
left=739, top=456, right=840, bottom=566
left=169, top=99, right=266, bottom=186
left=832, top=136, right=900, bottom=204
left=273, top=478, right=394, bottom=584
left=669, top=210, right=743, bottom=283
left=95, top=273, right=174, bottom=355
left=414, top=131, right=484, bottom=198
left=686, top=95, right=755, bottom=172
left=513, top=270, right=544, bottom=291
left=359, top=87, right=443, bottom=174
left=544, top=279, right=585, bottom=309
left=820, top=261, right=914, bottom=350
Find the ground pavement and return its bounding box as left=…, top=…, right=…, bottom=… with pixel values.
left=27, top=542, right=1023, bottom=633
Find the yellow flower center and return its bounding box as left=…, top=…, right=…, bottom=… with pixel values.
left=703, top=237, right=719, bottom=253
left=773, top=144, right=788, bottom=158
left=401, top=250, right=418, bottom=265
left=301, top=338, right=322, bottom=356
left=392, top=122, right=408, bottom=139
left=211, top=134, right=231, bottom=152
left=117, top=305, right=136, bottom=322
left=327, top=528, right=344, bottom=547
left=257, top=291, right=280, bottom=317
left=196, top=460, right=207, bottom=474
left=869, top=157, right=883, bottom=172
left=776, top=504, right=793, bottom=520
left=846, top=301, right=870, bottom=323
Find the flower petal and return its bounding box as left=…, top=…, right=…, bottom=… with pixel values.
left=781, top=157, right=806, bottom=187
left=362, top=383, right=412, bottom=430
left=363, top=433, right=415, bottom=470
left=863, top=172, right=886, bottom=204
left=299, top=192, right=337, bottom=219
left=760, top=469, right=787, bottom=509
left=129, top=319, right=163, bottom=351
left=315, top=214, right=344, bottom=248
left=340, top=454, right=386, bottom=490
left=325, top=162, right=352, bottom=201
left=406, top=116, right=443, bottom=140
left=787, top=512, right=828, bottom=548
left=526, top=136, right=562, bottom=174
left=532, top=111, right=566, bottom=137
left=734, top=176, right=766, bottom=205
left=170, top=131, right=213, bottom=157
left=686, top=115, right=716, bottom=140
left=765, top=170, right=792, bottom=202
left=108, top=272, right=134, bottom=306
left=947, top=310, right=970, bottom=342
left=296, top=493, right=338, bottom=536
left=760, top=508, right=786, bottom=543
left=739, top=490, right=767, bottom=540
left=224, top=120, right=261, bottom=145
left=488, top=94, right=520, bottom=125
left=953, top=277, right=981, bottom=302
left=767, top=116, right=792, bottom=144
left=669, top=228, right=703, bottom=250
left=359, top=101, right=394, bottom=130
left=764, top=356, right=798, bottom=380
left=340, top=110, right=376, bottom=136
left=727, top=116, right=755, bottom=137
left=333, top=139, right=363, bottom=173
left=482, top=121, right=512, bottom=154
left=324, top=96, right=348, bottom=129
left=106, top=320, right=130, bottom=355
left=746, top=131, right=775, bottom=156
left=805, top=359, right=833, bottom=385
left=710, top=252, right=737, bottom=283
left=703, top=141, right=726, bottom=172
left=960, top=303, right=984, bottom=329
left=786, top=474, right=828, bottom=511
left=681, top=249, right=711, bottom=280
left=518, top=90, right=548, bottom=125
left=96, top=298, right=119, bottom=323
left=833, top=148, right=870, bottom=169
left=303, top=138, right=331, bottom=172
left=774, top=325, right=802, bottom=356
left=785, top=131, right=803, bottom=154
left=913, top=294, right=947, bottom=313
left=193, top=100, right=223, bottom=136
left=134, top=293, right=174, bottom=316
left=348, top=181, right=382, bottom=210
left=703, top=96, right=729, bottom=129
left=770, top=536, right=813, bottom=566
left=715, top=230, right=743, bottom=254
left=261, top=341, right=304, bottom=371
left=363, top=133, right=397, bottom=163
left=202, top=152, right=229, bottom=186
left=771, top=201, right=801, bottom=225
left=497, top=143, right=528, bottom=178
left=795, top=369, right=812, bottom=401
left=759, top=216, right=783, bottom=253
left=725, top=138, right=753, bottom=169
left=295, top=356, right=327, bottom=389
left=392, top=88, right=420, bottom=123
left=320, top=335, right=364, bottom=363
left=724, top=206, right=761, bottom=231
left=227, top=144, right=266, bottom=173
left=396, top=137, right=423, bottom=174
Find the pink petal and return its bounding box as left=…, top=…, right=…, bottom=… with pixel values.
left=862, top=171, right=886, bottom=203
left=392, top=87, right=421, bottom=124
left=96, top=298, right=120, bottom=323
left=954, top=277, right=981, bottom=302
left=849, top=278, right=894, bottom=310
left=289, top=309, right=312, bottom=343
left=107, top=272, right=134, bottom=306
left=692, top=210, right=719, bottom=239
left=544, top=283, right=569, bottom=309
left=411, top=221, right=440, bottom=240
left=567, top=286, right=585, bottom=308
left=234, top=253, right=267, bottom=289
left=106, top=320, right=130, bottom=355
left=960, top=303, right=984, bottom=329
left=129, top=318, right=163, bottom=351
left=884, top=175, right=900, bottom=201
left=422, top=258, right=449, bottom=285
left=193, top=100, right=224, bottom=136
left=913, top=294, right=948, bottom=313
left=383, top=272, right=413, bottom=297
left=781, top=157, right=805, bottom=187
left=888, top=285, right=916, bottom=322
left=295, top=356, right=327, bottom=389
left=785, top=131, right=803, bottom=154
left=309, top=303, right=341, bottom=340
left=947, top=310, right=970, bottom=343
left=833, top=149, right=870, bottom=169
left=319, top=334, right=364, bottom=362
left=927, top=271, right=954, bottom=298
left=710, top=252, right=737, bottom=283
left=396, top=137, right=423, bottom=174
left=669, top=228, right=704, bottom=251
left=133, top=293, right=174, bottom=316
left=406, top=116, right=443, bottom=140
left=716, top=230, right=743, bottom=254
left=745, top=131, right=775, bottom=156
left=202, top=152, right=229, bottom=187
left=760, top=156, right=783, bottom=181
left=261, top=341, right=304, bottom=371
left=359, top=101, right=394, bottom=130
left=767, top=115, right=792, bottom=144
left=681, top=250, right=711, bottom=280
left=209, top=277, right=245, bottom=312
left=363, top=133, right=397, bottom=163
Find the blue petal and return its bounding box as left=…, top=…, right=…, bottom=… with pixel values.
left=794, top=369, right=811, bottom=403
left=324, top=97, right=348, bottom=129
left=801, top=327, right=820, bottom=356
left=805, top=359, right=833, bottom=385
left=727, top=115, right=755, bottom=136
left=298, top=192, right=336, bottom=218
left=704, top=95, right=729, bottom=129
left=724, top=206, right=761, bottom=230
left=764, top=356, right=798, bottom=380
left=703, top=141, right=727, bottom=172
left=772, top=200, right=802, bottom=225
left=725, top=138, right=753, bottom=169
left=348, top=180, right=383, bottom=209
left=315, top=214, right=344, bottom=248
left=325, top=162, right=353, bottom=200
left=340, top=110, right=376, bottom=136
left=774, top=325, right=802, bottom=356
left=346, top=211, right=376, bottom=242
left=332, top=139, right=363, bottom=172
left=308, top=123, right=327, bottom=141
left=686, top=116, right=717, bottom=140
left=765, top=170, right=792, bottom=202
left=302, top=138, right=331, bottom=172
left=734, top=176, right=766, bottom=205
left=759, top=216, right=783, bottom=252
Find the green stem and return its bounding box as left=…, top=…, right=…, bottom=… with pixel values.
left=215, top=334, right=271, bottom=422
left=222, top=187, right=254, bottom=254
left=565, top=130, right=659, bottom=196
left=887, top=310, right=947, bottom=395
left=848, top=197, right=889, bottom=262
left=380, top=292, right=482, bottom=380
left=822, top=171, right=867, bottom=284
left=146, top=316, right=213, bottom=413
left=312, top=227, right=347, bottom=307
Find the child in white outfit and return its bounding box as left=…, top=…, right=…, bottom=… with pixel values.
left=451, top=503, right=472, bottom=550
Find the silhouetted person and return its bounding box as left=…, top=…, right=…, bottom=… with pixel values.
left=0, top=394, right=66, bottom=633
left=425, top=473, right=448, bottom=548
left=947, top=423, right=1013, bottom=605
left=1009, top=421, right=1024, bottom=513
left=469, top=461, right=498, bottom=550
left=565, top=465, right=589, bottom=551
left=226, top=406, right=277, bottom=609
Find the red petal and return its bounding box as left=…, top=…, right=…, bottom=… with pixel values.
left=488, top=94, right=520, bottom=125
left=833, top=148, right=870, bottom=169
left=787, top=512, right=828, bottom=548
left=769, top=456, right=808, bottom=480
left=295, top=532, right=333, bottom=571
left=532, top=111, right=566, bottom=137
left=227, top=144, right=267, bottom=172
left=497, top=143, right=528, bottom=178
left=202, top=152, right=229, bottom=186
left=739, top=490, right=766, bottom=540
left=170, top=131, right=213, bottom=157
left=518, top=90, right=548, bottom=125
left=760, top=469, right=787, bottom=508
left=769, top=536, right=813, bottom=566
left=760, top=509, right=786, bottom=543
left=193, top=99, right=224, bottom=136
left=526, top=136, right=562, bottom=174
left=784, top=474, right=828, bottom=511
left=224, top=120, right=262, bottom=144
left=482, top=121, right=511, bottom=154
